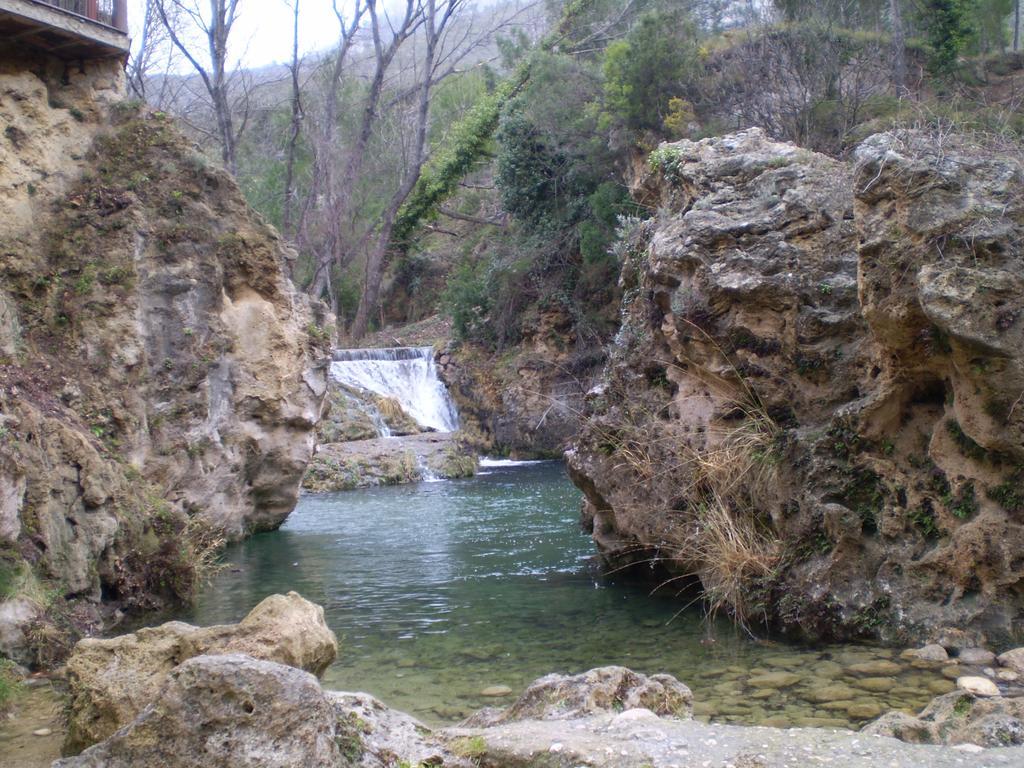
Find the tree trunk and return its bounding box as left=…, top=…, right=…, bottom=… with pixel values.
left=351, top=0, right=445, bottom=340
left=890, top=0, right=906, bottom=96
left=208, top=0, right=237, bottom=175
left=156, top=1, right=240, bottom=175
left=1015, top=0, right=1021, bottom=52
left=306, top=0, right=413, bottom=305
left=282, top=0, right=302, bottom=242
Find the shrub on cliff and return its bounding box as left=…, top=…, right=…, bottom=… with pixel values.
left=601, top=9, right=701, bottom=134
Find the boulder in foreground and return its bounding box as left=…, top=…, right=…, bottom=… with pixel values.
left=467, top=666, right=693, bottom=726
left=864, top=690, right=1024, bottom=747
left=56, top=655, right=342, bottom=768
left=57, top=654, right=470, bottom=768
left=63, top=592, right=337, bottom=754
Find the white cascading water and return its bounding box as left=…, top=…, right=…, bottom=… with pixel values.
left=330, top=347, right=460, bottom=434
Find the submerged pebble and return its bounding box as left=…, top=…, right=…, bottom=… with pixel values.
left=748, top=672, right=800, bottom=689
left=480, top=685, right=513, bottom=697
left=957, top=676, right=1000, bottom=697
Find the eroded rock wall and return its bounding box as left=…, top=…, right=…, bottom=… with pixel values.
left=0, top=46, right=326, bottom=664
left=440, top=307, right=605, bottom=458
left=568, top=128, right=1024, bottom=643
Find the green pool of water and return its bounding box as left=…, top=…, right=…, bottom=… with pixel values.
left=184, top=461, right=952, bottom=727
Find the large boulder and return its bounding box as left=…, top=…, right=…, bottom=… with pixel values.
left=64, top=592, right=337, bottom=754
left=469, top=666, right=692, bottom=726
left=55, top=655, right=343, bottom=768
left=57, top=654, right=473, bottom=768
left=568, top=128, right=1024, bottom=642
left=329, top=691, right=472, bottom=768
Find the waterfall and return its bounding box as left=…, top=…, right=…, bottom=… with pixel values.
left=330, top=347, right=460, bottom=434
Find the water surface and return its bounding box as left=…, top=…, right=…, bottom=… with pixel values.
left=186, top=462, right=951, bottom=726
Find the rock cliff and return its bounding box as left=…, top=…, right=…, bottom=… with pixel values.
left=440, top=307, right=605, bottom=458
left=0, top=45, right=327, bottom=665
left=568, top=128, right=1024, bottom=643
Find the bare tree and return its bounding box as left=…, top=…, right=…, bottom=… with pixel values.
left=890, top=0, right=905, bottom=96
left=306, top=0, right=424, bottom=305
left=351, top=0, right=466, bottom=339
left=155, top=0, right=243, bottom=174
left=296, top=0, right=367, bottom=308
left=282, top=0, right=304, bottom=241
left=127, top=0, right=163, bottom=99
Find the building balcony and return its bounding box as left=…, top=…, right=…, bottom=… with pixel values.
left=0, top=0, right=129, bottom=59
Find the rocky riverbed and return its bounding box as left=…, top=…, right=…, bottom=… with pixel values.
left=4, top=594, right=1024, bottom=767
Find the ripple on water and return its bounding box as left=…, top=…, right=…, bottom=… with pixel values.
left=180, top=462, right=951, bottom=728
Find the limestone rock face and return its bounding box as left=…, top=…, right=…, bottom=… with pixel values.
left=59, top=654, right=472, bottom=767
left=469, top=666, right=693, bottom=726
left=568, top=128, right=1024, bottom=642
left=0, top=44, right=326, bottom=663
left=55, top=655, right=343, bottom=768
left=440, top=308, right=604, bottom=458
left=64, top=592, right=337, bottom=753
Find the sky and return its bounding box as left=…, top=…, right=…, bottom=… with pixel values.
left=127, top=0, right=360, bottom=69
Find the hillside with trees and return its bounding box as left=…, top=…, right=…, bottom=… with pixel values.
left=133, top=0, right=1023, bottom=348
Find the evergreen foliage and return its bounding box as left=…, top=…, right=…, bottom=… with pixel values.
left=602, top=10, right=700, bottom=132
left=920, top=0, right=978, bottom=73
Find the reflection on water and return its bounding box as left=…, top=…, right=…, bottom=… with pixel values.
left=184, top=462, right=949, bottom=727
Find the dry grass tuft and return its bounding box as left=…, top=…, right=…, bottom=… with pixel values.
left=182, top=517, right=227, bottom=598
left=686, top=491, right=780, bottom=629
left=577, top=322, right=784, bottom=631
left=374, top=395, right=409, bottom=424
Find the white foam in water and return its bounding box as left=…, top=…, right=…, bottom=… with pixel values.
left=416, top=456, right=443, bottom=483
left=330, top=347, right=459, bottom=433
left=478, top=457, right=553, bottom=468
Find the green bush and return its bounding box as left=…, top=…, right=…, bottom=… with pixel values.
left=602, top=10, right=700, bottom=132
left=442, top=259, right=492, bottom=342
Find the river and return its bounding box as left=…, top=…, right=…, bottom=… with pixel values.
left=182, top=461, right=953, bottom=728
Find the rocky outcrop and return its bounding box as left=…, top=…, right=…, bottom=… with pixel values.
left=865, top=690, right=1024, bottom=747
left=568, top=128, right=1024, bottom=643
left=305, top=432, right=476, bottom=492
left=440, top=310, right=605, bottom=458
left=56, top=655, right=346, bottom=768
left=0, top=44, right=326, bottom=666
left=316, top=386, right=423, bottom=444
left=467, top=666, right=693, bottom=726
left=63, top=592, right=337, bottom=753
left=58, top=653, right=473, bottom=767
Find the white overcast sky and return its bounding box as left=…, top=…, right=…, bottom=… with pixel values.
left=128, top=0, right=362, bottom=68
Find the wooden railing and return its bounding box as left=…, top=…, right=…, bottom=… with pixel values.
left=31, top=0, right=128, bottom=32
